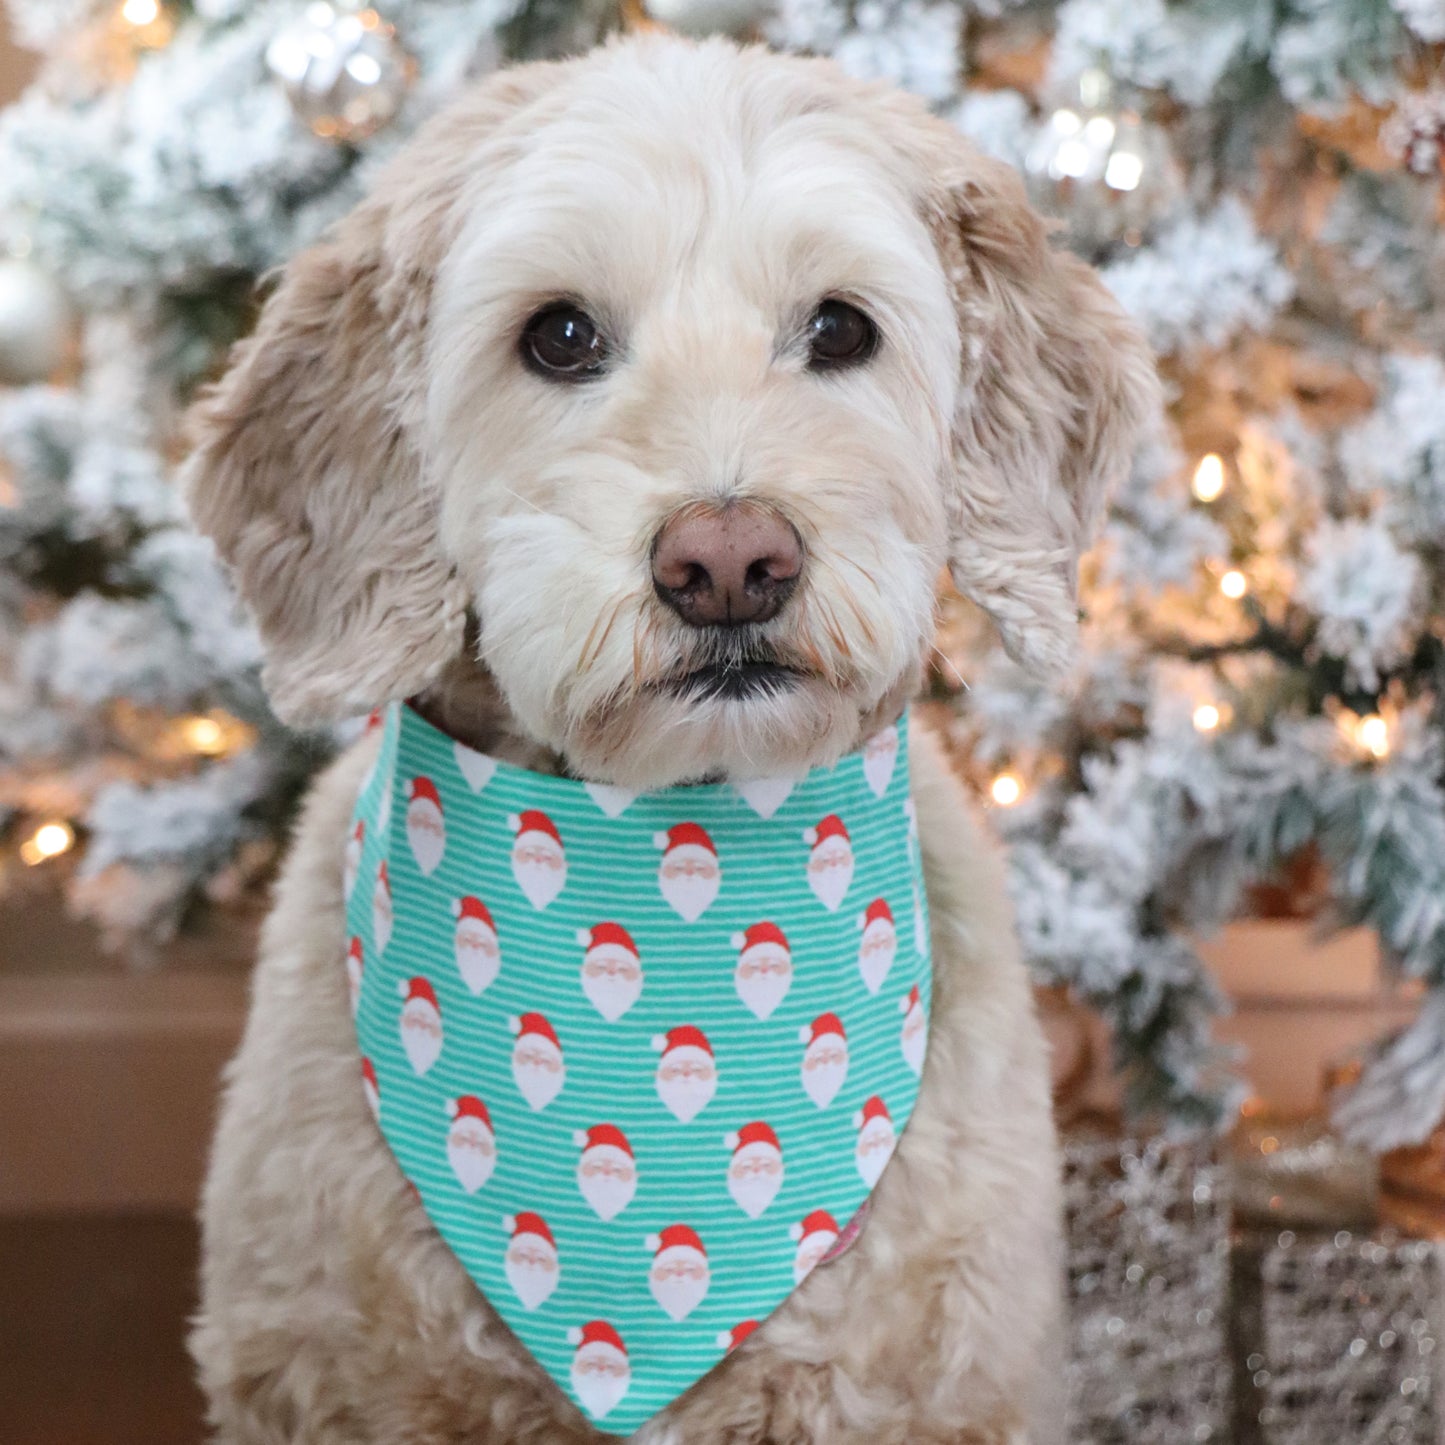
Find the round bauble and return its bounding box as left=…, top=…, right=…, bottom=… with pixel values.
left=0, top=257, right=75, bottom=386
left=645, top=0, right=772, bottom=36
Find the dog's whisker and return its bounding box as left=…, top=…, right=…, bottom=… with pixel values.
left=931, top=644, right=969, bottom=690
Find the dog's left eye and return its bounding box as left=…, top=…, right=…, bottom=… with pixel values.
left=807, top=300, right=878, bottom=371
left=520, top=304, right=608, bottom=380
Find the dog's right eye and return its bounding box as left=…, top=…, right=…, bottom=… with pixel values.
left=520, top=305, right=608, bottom=380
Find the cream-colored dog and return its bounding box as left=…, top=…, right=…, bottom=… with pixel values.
left=183, top=34, right=1156, bottom=1445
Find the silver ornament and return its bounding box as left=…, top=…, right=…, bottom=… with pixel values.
left=265, top=1, right=414, bottom=144
left=0, top=256, right=75, bottom=387
left=646, top=0, right=772, bottom=37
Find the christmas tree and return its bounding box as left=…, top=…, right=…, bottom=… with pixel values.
left=2, top=0, right=1444, bottom=1151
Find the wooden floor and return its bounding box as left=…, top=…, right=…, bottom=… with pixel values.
left=0, top=1214, right=206, bottom=1445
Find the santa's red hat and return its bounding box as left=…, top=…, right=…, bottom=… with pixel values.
left=410, top=776, right=441, bottom=808
left=377, top=860, right=389, bottom=885
left=798, top=1012, right=846, bottom=1047
left=347, top=936, right=364, bottom=964
left=576, top=921, right=638, bottom=955
left=573, top=1123, right=632, bottom=1156
left=652, top=1025, right=712, bottom=1056
left=803, top=814, right=849, bottom=847
left=653, top=822, right=715, bottom=853
left=452, top=895, right=495, bottom=928
left=716, top=1320, right=760, bottom=1352
left=854, top=1095, right=891, bottom=1130
left=446, top=1094, right=491, bottom=1128
left=730, top=921, right=788, bottom=953
left=506, top=809, right=562, bottom=845
left=365, top=708, right=384, bottom=733
left=398, top=976, right=439, bottom=1010
left=361, top=1057, right=378, bottom=1089
left=509, top=1012, right=561, bottom=1050
left=789, top=1210, right=840, bottom=1244
left=724, top=1121, right=781, bottom=1154
left=645, top=1223, right=705, bottom=1256
left=568, top=1320, right=626, bottom=1355
left=859, top=898, right=894, bottom=930
left=503, top=1211, right=555, bottom=1248
left=899, top=984, right=922, bottom=1015
left=352, top=820, right=365, bottom=842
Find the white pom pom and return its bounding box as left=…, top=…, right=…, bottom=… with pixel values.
left=852, top=1110, right=864, bottom=1129
left=502, top=1214, right=516, bottom=1233
left=645, top=1233, right=660, bottom=1252
left=798, top=1025, right=812, bottom=1045
left=897, top=995, right=910, bottom=1014
left=730, top=933, right=746, bottom=951
left=856, top=913, right=866, bottom=931
left=575, top=928, right=592, bottom=947
left=566, top=1326, right=583, bottom=1346
left=788, top=1223, right=804, bottom=1243
left=506, top=814, right=521, bottom=832
left=397, top=981, right=410, bottom=999
left=803, top=827, right=818, bottom=846
left=724, top=1132, right=739, bottom=1151
left=450, top=899, right=462, bottom=919
left=715, top=1330, right=733, bottom=1350
left=653, top=831, right=669, bottom=850
left=572, top=1130, right=589, bottom=1149
left=508, top=1016, right=522, bottom=1035
left=651, top=1034, right=667, bottom=1053
left=445, top=1098, right=459, bottom=1118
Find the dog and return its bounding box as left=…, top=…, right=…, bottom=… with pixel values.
left=183, top=33, right=1157, bottom=1445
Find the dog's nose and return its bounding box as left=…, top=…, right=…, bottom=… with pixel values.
left=652, top=504, right=803, bottom=628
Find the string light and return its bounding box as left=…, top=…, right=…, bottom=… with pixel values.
left=182, top=715, right=226, bottom=755
left=1192, top=454, right=1226, bottom=502
left=19, top=820, right=75, bottom=866
left=1192, top=703, right=1222, bottom=733
left=1356, top=713, right=1390, bottom=759
left=990, top=772, right=1023, bottom=807
left=1219, top=569, right=1248, bottom=600
left=120, top=0, right=160, bottom=24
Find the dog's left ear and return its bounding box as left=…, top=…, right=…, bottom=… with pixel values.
left=923, top=144, right=1161, bottom=675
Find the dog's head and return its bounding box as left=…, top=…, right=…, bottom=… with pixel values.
left=184, top=37, right=1158, bottom=788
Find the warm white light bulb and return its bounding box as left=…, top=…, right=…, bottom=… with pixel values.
left=1192, top=454, right=1226, bottom=502
left=990, top=773, right=1023, bottom=807
left=1193, top=703, right=1221, bottom=733
left=1220, top=570, right=1248, bottom=600
left=1357, top=714, right=1389, bottom=759
left=121, top=0, right=160, bottom=25
left=183, top=716, right=226, bottom=754
left=20, top=820, right=75, bottom=866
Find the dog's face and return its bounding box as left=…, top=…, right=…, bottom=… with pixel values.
left=185, top=38, right=1157, bottom=789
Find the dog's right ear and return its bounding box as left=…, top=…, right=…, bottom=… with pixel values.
left=182, top=65, right=562, bottom=726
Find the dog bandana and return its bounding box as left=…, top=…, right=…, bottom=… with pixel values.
left=345, top=702, right=932, bottom=1434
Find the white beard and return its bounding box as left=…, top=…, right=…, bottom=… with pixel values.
left=446, top=1120, right=496, bottom=1193
left=862, top=727, right=898, bottom=798
left=656, top=1065, right=716, bottom=1124
left=512, top=1044, right=565, bottom=1111
left=801, top=1048, right=848, bottom=1109
left=407, top=799, right=446, bottom=876
left=793, top=1235, right=837, bottom=1286
left=649, top=1252, right=709, bottom=1322
left=901, top=1005, right=927, bottom=1076
left=857, top=922, right=897, bottom=995
left=734, top=958, right=790, bottom=1021
left=856, top=1121, right=896, bottom=1188
left=584, top=781, right=636, bottom=817
left=734, top=775, right=795, bottom=819
left=453, top=740, right=497, bottom=792
left=571, top=1349, right=630, bottom=1421
left=372, top=878, right=392, bottom=954
left=806, top=842, right=854, bottom=912
left=346, top=950, right=363, bottom=1017
left=343, top=836, right=361, bottom=901
left=581, top=959, right=643, bottom=1022
left=512, top=847, right=566, bottom=911
left=658, top=866, right=720, bottom=923
left=577, top=1152, right=635, bottom=1221
left=726, top=1148, right=783, bottom=1218
left=505, top=1242, right=559, bottom=1310
left=400, top=1001, right=443, bottom=1075
left=454, top=922, right=500, bottom=995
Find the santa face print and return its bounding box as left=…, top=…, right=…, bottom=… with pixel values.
left=727, top=1142, right=784, bottom=1219
left=406, top=787, right=446, bottom=876
left=862, top=725, right=899, bottom=799
left=807, top=835, right=854, bottom=912
left=454, top=739, right=497, bottom=792
left=361, top=1061, right=380, bottom=1123
left=857, top=917, right=897, bottom=995
left=506, top=1235, right=560, bottom=1311
left=734, top=943, right=791, bottom=1021
left=856, top=1117, right=897, bottom=1188
left=734, top=775, right=795, bottom=819
left=655, top=1047, right=717, bottom=1124
left=801, top=1036, right=848, bottom=1109
left=577, top=1145, right=636, bottom=1221
left=447, top=1115, right=496, bottom=1194
left=372, top=866, right=393, bottom=954
left=658, top=844, right=721, bottom=923
left=571, top=1343, right=630, bottom=1421
left=512, top=833, right=566, bottom=911
left=581, top=944, right=643, bottom=1022
left=400, top=997, right=443, bottom=1075
left=454, top=916, right=500, bottom=996
left=343, top=823, right=363, bottom=901
left=512, top=1035, right=565, bottom=1112
left=792, top=1229, right=839, bottom=1286
left=649, top=1245, right=710, bottom=1322
left=901, top=998, right=927, bottom=1076
left=345, top=940, right=364, bottom=1017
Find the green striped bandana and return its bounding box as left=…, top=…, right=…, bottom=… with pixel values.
left=346, top=702, right=932, bottom=1434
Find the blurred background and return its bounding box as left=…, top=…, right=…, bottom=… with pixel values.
left=1, top=1, right=1444, bottom=1442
